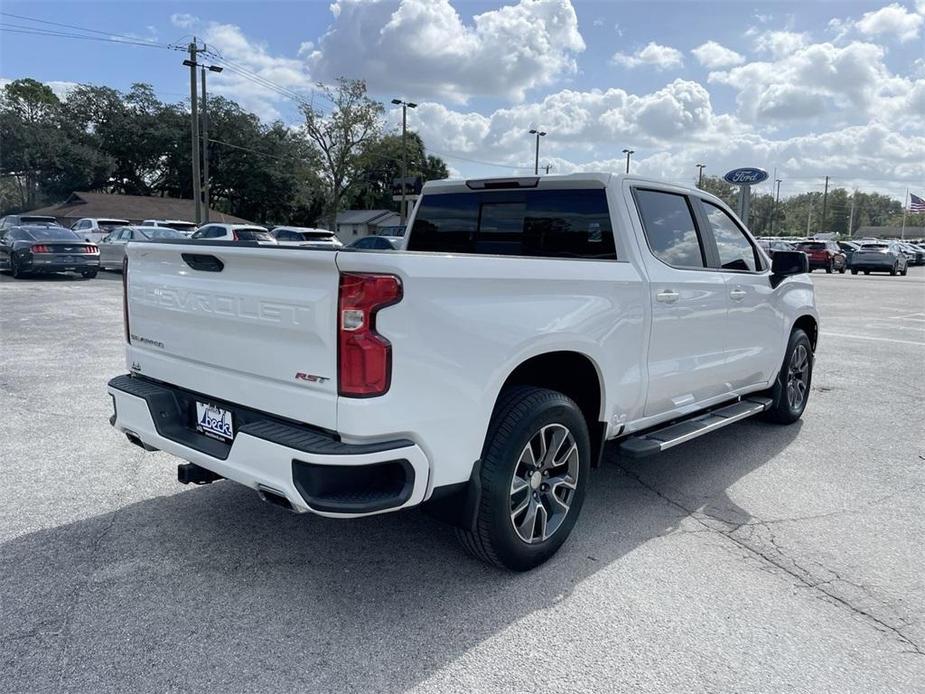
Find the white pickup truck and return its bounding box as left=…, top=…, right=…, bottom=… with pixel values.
left=108, top=173, right=817, bottom=570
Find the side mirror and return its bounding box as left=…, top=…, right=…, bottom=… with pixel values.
left=771, top=251, right=808, bottom=286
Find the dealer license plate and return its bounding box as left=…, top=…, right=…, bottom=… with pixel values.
left=195, top=401, right=234, bottom=442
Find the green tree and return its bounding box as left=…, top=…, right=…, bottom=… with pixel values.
left=301, top=78, right=384, bottom=226
left=696, top=175, right=737, bottom=209
left=346, top=131, right=449, bottom=210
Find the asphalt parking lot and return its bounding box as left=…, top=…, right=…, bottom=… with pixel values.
left=1, top=268, right=923, bottom=693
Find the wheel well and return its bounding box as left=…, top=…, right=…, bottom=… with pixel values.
left=793, top=315, right=818, bottom=351
left=500, top=351, right=606, bottom=466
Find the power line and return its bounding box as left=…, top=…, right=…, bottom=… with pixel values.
left=0, top=10, right=162, bottom=43
left=0, top=25, right=176, bottom=50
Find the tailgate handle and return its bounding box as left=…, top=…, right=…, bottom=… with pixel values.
left=181, top=253, right=224, bottom=272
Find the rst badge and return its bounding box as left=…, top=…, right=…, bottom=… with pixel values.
left=295, top=372, right=330, bottom=384
left=195, top=401, right=234, bottom=442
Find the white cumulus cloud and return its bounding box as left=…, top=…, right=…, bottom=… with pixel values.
left=307, top=0, right=586, bottom=103
left=612, top=42, right=684, bottom=70
left=855, top=2, right=923, bottom=42
left=691, top=41, right=745, bottom=68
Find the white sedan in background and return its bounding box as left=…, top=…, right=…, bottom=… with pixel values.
left=270, top=226, right=343, bottom=249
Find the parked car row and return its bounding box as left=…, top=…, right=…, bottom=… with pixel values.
left=757, top=236, right=922, bottom=277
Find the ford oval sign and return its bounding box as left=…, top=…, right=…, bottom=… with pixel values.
left=724, top=167, right=769, bottom=185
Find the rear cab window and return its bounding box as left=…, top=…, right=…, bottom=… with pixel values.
left=633, top=189, right=705, bottom=268
left=407, top=188, right=616, bottom=260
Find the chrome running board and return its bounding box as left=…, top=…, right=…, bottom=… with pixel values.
left=618, top=397, right=773, bottom=459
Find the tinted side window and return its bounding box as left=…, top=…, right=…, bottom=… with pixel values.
left=703, top=202, right=759, bottom=271
left=634, top=190, right=704, bottom=268
left=408, top=189, right=616, bottom=259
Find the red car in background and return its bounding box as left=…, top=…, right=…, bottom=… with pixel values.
left=794, top=241, right=847, bottom=273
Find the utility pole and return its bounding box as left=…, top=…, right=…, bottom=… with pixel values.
left=848, top=189, right=856, bottom=238
left=622, top=148, right=634, bottom=174
left=820, top=175, right=829, bottom=235
left=184, top=40, right=203, bottom=225
left=543, top=163, right=552, bottom=175
left=200, top=63, right=223, bottom=223
left=392, top=99, right=417, bottom=224
left=696, top=163, right=705, bottom=187
left=529, top=128, right=546, bottom=175
left=901, top=188, right=909, bottom=239
left=806, top=200, right=813, bottom=237
left=771, top=178, right=782, bottom=236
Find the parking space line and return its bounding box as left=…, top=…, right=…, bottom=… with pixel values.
left=821, top=331, right=925, bottom=347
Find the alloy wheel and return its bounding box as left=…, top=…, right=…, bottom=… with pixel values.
left=786, top=344, right=810, bottom=411
left=509, top=423, right=579, bottom=544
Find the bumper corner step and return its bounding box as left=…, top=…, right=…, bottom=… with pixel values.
left=618, top=397, right=772, bottom=459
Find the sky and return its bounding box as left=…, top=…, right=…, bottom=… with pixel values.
left=1, top=0, right=924, bottom=201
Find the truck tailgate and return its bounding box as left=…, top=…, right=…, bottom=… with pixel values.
left=125, top=243, right=339, bottom=430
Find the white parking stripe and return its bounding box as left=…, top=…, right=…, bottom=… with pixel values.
left=821, top=331, right=925, bottom=347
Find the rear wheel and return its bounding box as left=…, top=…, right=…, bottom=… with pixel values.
left=901, top=265, right=908, bottom=276
left=851, top=269, right=858, bottom=275
left=762, top=328, right=813, bottom=425
left=825, top=259, right=833, bottom=274
left=10, top=255, right=24, bottom=279
left=81, top=269, right=98, bottom=279
left=456, top=386, right=590, bottom=571
left=890, top=264, right=897, bottom=276
left=864, top=270, right=870, bottom=275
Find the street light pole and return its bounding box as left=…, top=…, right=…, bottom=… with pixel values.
left=622, top=148, right=634, bottom=174
left=696, top=163, right=705, bottom=186
left=392, top=99, right=417, bottom=224
left=529, top=128, right=546, bottom=175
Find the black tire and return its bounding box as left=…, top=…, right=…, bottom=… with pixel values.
left=901, top=266, right=908, bottom=276
left=838, top=263, right=846, bottom=274
left=82, top=269, right=98, bottom=279
left=864, top=270, right=870, bottom=275
left=851, top=269, right=858, bottom=275
left=890, top=264, right=897, bottom=276
left=825, top=260, right=833, bottom=274
left=10, top=255, right=24, bottom=279
left=456, top=386, right=591, bottom=571
left=761, top=328, right=813, bottom=425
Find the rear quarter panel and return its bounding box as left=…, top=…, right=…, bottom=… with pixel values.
left=334, top=250, right=647, bottom=490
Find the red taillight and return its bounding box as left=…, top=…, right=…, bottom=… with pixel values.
left=232, top=230, right=239, bottom=241
left=32, top=244, right=50, bottom=253
left=337, top=272, right=402, bottom=397
left=122, top=255, right=130, bottom=343
left=84, top=245, right=98, bottom=254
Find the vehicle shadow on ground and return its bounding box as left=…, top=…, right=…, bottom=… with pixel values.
left=0, top=420, right=801, bottom=692
left=0, top=270, right=120, bottom=282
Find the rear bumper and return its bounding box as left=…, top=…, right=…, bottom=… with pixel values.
left=25, top=255, right=99, bottom=272
left=850, top=259, right=895, bottom=270
left=107, top=374, right=430, bottom=517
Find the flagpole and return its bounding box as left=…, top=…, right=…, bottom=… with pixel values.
left=901, top=188, right=908, bottom=240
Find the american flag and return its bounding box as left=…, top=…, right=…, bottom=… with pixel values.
left=911, top=193, right=925, bottom=213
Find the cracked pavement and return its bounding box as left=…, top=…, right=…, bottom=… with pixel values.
left=1, top=270, right=923, bottom=692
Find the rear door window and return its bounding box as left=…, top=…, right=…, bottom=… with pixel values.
left=408, top=188, right=615, bottom=259
left=633, top=189, right=705, bottom=268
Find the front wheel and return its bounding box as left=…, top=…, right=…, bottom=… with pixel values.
left=851, top=268, right=858, bottom=275
left=901, top=265, right=908, bottom=276
left=762, top=329, right=813, bottom=424
left=826, top=260, right=833, bottom=274
left=456, top=386, right=591, bottom=571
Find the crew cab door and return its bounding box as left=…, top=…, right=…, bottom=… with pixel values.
left=694, top=199, right=785, bottom=390
left=631, top=188, right=730, bottom=418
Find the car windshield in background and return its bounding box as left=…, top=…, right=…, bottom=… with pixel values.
left=21, top=216, right=59, bottom=225
left=860, top=244, right=888, bottom=250
left=163, top=222, right=197, bottom=232
left=140, top=228, right=184, bottom=240
left=236, top=229, right=274, bottom=241
left=99, top=222, right=126, bottom=232
left=377, top=225, right=406, bottom=237
left=25, top=227, right=80, bottom=240
left=796, top=242, right=825, bottom=250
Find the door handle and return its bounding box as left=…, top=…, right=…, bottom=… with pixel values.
left=656, top=289, right=680, bottom=304
left=729, top=288, right=746, bottom=301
